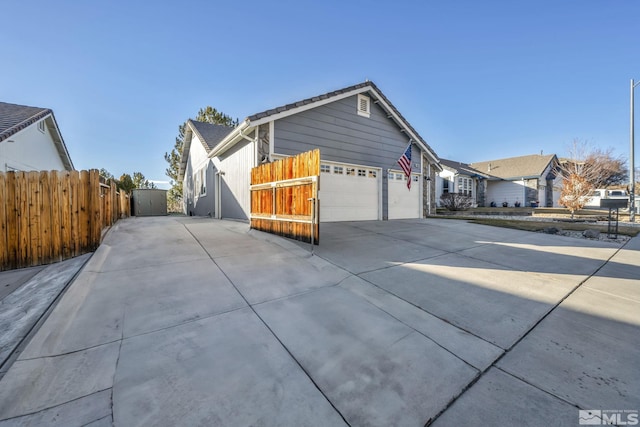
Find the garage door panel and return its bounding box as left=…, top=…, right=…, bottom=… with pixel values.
left=319, top=162, right=379, bottom=222
left=388, top=173, right=421, bottom=220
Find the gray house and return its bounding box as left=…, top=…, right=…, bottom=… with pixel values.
left=436, top=159, right=490, bottom=207
left=435, top=154, right=561, bottom=208
left=179, top=81, right=442, bottom=221
left=469, top=154, right=560, bottom=207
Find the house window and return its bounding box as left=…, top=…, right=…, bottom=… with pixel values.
left=37, top=121, right=45, bottom=133
left=357, top=169, right=366, bottom=177
left=333, top=166, right=343, bottom=174
left=357, top=94, right=371, bottom=118
left=197, top=168, right=206, bottom=196
left=458, top=177, right=472, bottom=196
left=368, top=170, right=377, bottom=178
left=346, top=168, right=356, bottom=176
left=443, top=179, right=449, bottom=194
left=320, top=164, right=331, bottom=173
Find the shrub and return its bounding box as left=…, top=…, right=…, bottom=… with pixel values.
left=440, top=193, right=473, bottom=211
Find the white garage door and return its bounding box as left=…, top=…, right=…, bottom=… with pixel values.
left=486, top=180, right=524, bottom=207
left=388, top=171, right=421, bottom=219
left=319, top=162, right=380, bottom=222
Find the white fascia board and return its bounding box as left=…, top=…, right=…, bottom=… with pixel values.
left=248, top=86, right=373, bottom=127
left=370, top=93, right=439, bottom=166
left=178, top=126, right=193, bottom=181
left=45, top=113, right=74, bottom=171
left=209, top=120, right=251, bottom=158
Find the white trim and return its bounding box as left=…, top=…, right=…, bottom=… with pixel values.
left=209, top=120, right=251, bottom=158
left=269, top=121, right=274, bottom=158
left=318, top=160, right=382, bottom=222
left=249, top=87, right=373, bottom=127
left=373, top=95, right=439, bottom=166
left=215, top=84, right=442, bottom=169
left=318, top=158, right=383, bottom=171
left=214, top=171, right=221, bottom=219
left=357, top=94, right=371, bottom=118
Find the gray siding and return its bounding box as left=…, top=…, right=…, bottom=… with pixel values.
left=273, top=94, right=421, bottom=219
left=216, top=137, right=254, bottom=221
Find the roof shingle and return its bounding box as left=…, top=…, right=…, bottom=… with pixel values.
left=469, top=154, right=556, bottom=180
left=188, top=120, right=235, bottom=152
left=0, top=102, right=51, bottom=142
left=246, top=81, right=439, bottom=162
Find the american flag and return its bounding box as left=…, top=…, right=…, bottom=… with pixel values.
left=397, top=143, right=412, bottom=190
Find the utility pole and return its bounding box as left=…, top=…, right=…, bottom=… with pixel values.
left=631, top=79, right=639, bottom=222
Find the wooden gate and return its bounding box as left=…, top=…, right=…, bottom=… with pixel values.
left=250, top=149, right=320, bottom=244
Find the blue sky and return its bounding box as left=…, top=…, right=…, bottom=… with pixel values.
left=2, top=0, right=639, bottom=188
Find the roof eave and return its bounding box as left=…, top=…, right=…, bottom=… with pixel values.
left=178, top=126, right=193, bottom=182
left=45, top=113, right=74, bottom=171
left=208, top=120, right=251, bottom=158
left=248, top=83, right=441, bottom=167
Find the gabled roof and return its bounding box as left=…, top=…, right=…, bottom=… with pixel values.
left=0, top=101, right=74, bottom=170
left=210, top=81, right=441, bottom=167
left=0, top=102, right=51, bottom=142
left=469, top=154, right=556, bottom=180
left=188, top=120, right=234, bottom=153
left=439, top=158, right=489, bottom=178
left=245, top=81, right=439, bottom=162
left=178, top=120, right=235, bottom=179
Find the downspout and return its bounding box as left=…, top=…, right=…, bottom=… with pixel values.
left=238, top=128, right=256, bottom=167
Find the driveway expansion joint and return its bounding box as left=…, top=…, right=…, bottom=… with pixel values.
left=425, top=238, right=627, bottom=425
left=182, top=222, right=352, bottom=426
left=0, top=387, right=111, bottom=424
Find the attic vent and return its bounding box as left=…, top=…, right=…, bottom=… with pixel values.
left=37, top=120, right=45, bottom=133
left=357, top=94, right=371, bottom=118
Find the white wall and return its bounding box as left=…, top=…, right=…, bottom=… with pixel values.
left=0, top=119, right=65, bottom=171
left=182, top=134, right=210, bottom=214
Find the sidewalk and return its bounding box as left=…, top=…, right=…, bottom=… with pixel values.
left=0, top=255, right=90, bottom=379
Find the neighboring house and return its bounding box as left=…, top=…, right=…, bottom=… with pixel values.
left=469, top=154, right=560, bottom=207
left=179, top=81, right=442, bottom=221
left=0, top=102, right=74, bottom=172
left=436, top=159, right=490, bottom=207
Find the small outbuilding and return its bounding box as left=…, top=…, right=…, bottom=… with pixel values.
left=132, top=189, right=168, bottom=216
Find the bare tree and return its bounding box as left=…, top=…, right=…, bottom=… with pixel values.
left=557, top=140, right=626, bottom=218
left=440, top=193, right=473, bottom=211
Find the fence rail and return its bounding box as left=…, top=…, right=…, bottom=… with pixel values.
left=250, top=149, right=320, bottom=244
left=0, top=169, right=130, bottom=271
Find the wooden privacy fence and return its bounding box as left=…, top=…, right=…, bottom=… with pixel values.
left=0, top=170, right=130, bottom=271
left=250, top=149, right=320, bottom=244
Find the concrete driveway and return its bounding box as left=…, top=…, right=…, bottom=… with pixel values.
left=0, top=216, right=637, bottom=426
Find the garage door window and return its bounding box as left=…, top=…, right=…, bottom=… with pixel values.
left=346, top=168, right=356, bottom=176
left=368, top=170, right=377, bottom=178
left=334, top=166, right=343, bottom=174
left=358, top=169, right=366, bottom=177
left=321, top=164, right=331, bottom=173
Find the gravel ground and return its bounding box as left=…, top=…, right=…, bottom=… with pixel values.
left=457, top=214, right=635, bottom=245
